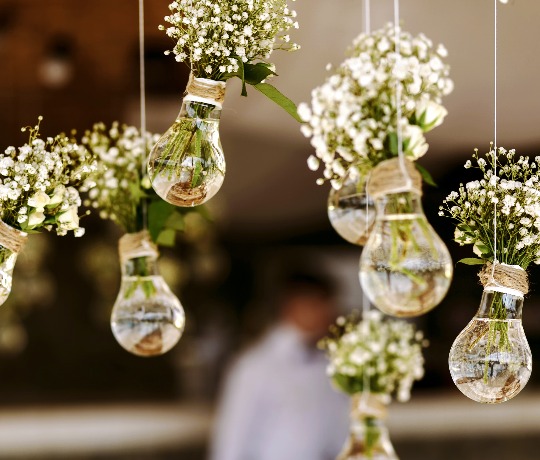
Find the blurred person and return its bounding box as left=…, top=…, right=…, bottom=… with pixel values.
left=209, top=272, right=349, bottom=460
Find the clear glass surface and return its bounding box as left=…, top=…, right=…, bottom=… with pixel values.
left=338, top=395, right=398, bottom=460
left=359, top=192, right=453, bottom=317
left=449, top=290, right=532, bottom=404
left=111, top=256, right=185, bottom=357
left=0, top=247, right=17, bottom=307
left=328, top=175, right=375, bottom=246
left=148, top=100, right=225, bottom=207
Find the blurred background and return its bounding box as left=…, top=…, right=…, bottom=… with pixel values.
left=1, top=0, right=540, bottom=458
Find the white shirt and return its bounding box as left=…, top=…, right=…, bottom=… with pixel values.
left=210, top=324, right=349, bottom=460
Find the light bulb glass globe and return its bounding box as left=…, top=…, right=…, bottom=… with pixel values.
left=449, top=289, right=532, bottom=404
left=359, top=191, right=453, bottom=317
left=0, top=250, right=18, bottom=307
left=148, top=99, right=225, bottom=207
left=327, top=172, right=375, bottom=245
left=111, top=235, right=185, bottom=357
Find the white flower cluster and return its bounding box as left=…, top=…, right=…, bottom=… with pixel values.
left=81, top=122, right=160, bottom=234
left=299, top=23, right=453, bottom=188
left=0, top=118, right=96, bottom=236
left=322, top=310, right=426, bottom=402
left=161, top=0, right=299, bottom=80
left=441, top=147, right=540, bottom=268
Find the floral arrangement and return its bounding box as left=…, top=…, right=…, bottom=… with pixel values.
left=0, top=117, right=96, bottom=237
left=321, top=310, right=426, bottom=402
left=442, top=146, right=537, bottom=395
left=441, top=146, right=540, bottom=268
left=161, top=0, right=300, bottom=118
left=299, top=23, right=453, bottom=188
left=81, top=122, right=206, bottom=246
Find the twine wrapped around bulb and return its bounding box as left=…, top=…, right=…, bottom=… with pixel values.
left=367, top=158, right=422, bottom=199
left=118, top=230, right=159, bottom=264
left=0, top=220, right=28, bottom=254
left=478, top=262, right=529, bottom=296
left=185, top=73, right=226, bottom=107
left=351, top=393, right=388, bottom=420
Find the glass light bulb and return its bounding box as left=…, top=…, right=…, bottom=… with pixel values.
left=449, top=289, right=532, bottom=404
left=327, top=172, right=375, bottom=245
left=111, top=254, right=185, bottom=357
left=148, top=99, right=225, bottom=207
left=0, top=249, right=18, bottom=307
left=338, top=394, right=398, bottom=460
left=359, top=191, right=453, bottom=317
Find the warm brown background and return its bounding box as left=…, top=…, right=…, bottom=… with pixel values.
left=0, top=0, right=540, bottom=459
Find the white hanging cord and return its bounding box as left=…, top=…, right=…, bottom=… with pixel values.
left=364, top=0, right=371, bottom=35
left=362, top=0, right=372, bottom=400
left=139, top=0, right=146, bottom=137
left=491, top=0, right=499, bottom=278
left=393, top=0, right=413, bottom=188
left=138, top=0, right=148, bottom=230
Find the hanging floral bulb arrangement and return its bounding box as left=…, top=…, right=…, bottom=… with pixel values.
left=148, top=0, right=301, bottom=207
left=320, top=310, right=427, bottom=459
left=441, top=146, right=537, bottom=403
left=0, top=117, right=96, bottom=306
left=299, top=23, right=454, bottom=314
left=81, top=123, right=210, bottom=356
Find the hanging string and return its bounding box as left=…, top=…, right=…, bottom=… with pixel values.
left=138, top=0, right=149, bottom=231
left=362, top=0, right=372, bottom=401
left=393, top=0, right=413, bottom=189
left=364, top=0, right=371, bottom=35
left=491, top=0, right=498, bottom=279
left=139, top=0, right=146, bottom=136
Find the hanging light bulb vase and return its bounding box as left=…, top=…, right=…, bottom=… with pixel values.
left=111, top=230, right=186, bottom=357
left=0, top=221, right=27, bottom=307
left=338, top=393, right=398, bottom=460
left=449, top=262, right=532, bottom=404
left=359, top=158, right=453, bottom=317
left=148, top=74, right=226, bottom=207
left=328, top=170, right=375, bottom=246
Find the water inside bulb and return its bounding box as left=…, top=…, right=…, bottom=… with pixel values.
left=449, top=289, right=532, bottom=403
left=111, top=255, right=185, bottom=357
left=337, top=394, right=398, bottom=460
left=327, top=173, right=375, bottom=245
left=359, top=191, right=453, bottom=317
left=147, top=99, right=225, bottom=207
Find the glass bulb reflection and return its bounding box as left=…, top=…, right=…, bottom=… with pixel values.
left=327, top=173, right=375, bottom=245
left=148, top=99, right=225, bottom=207
left=111, top=259, right=185, bottom=357
left=449, top=289, right=532, bottom=404
left=359, top=191, right=453, bottom=317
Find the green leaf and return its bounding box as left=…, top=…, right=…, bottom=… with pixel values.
left=156, top=228, right=176, bottom=247
left=148, top=199, right=175, bottom=242
left=253, top=83, right=302, bottom=122
left=236, top=59, right=248, bottom=97
left=458, top=258, right=486, bottom=265
left=415, top=163, right=438, bottom=187
left=388, top=132, right=398, bottom=155
left=165, top=211, right=185, bottom=231
left=243, top=62, right=277, bottom=85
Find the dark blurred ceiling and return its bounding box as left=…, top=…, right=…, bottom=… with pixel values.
left=2, top=0, right=540, bottom=239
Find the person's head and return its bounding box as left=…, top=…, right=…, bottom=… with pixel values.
left=278, top=272, right=338, bottom=342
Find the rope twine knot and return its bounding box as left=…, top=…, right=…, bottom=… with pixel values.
left=367, top=157, right=422, bottom=199
left=0, top=220, right=28, bottom=255
left=118, top=230, right=159, bottom=264
left=351, top=393, right=388, bottom=421
left=185, top=73, right=226, bottom=107
left=479, top=261, right=529, bottom=296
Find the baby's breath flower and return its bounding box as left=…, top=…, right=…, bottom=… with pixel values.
left=162, top=0, right=298, bottom=81
left=442, top=146, right=540, bottom=268
left=301, top=23, right=452, bottom=184
left=0, top=118, right=96, bottom=235
left=320, top=311, right=426, bottom=402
